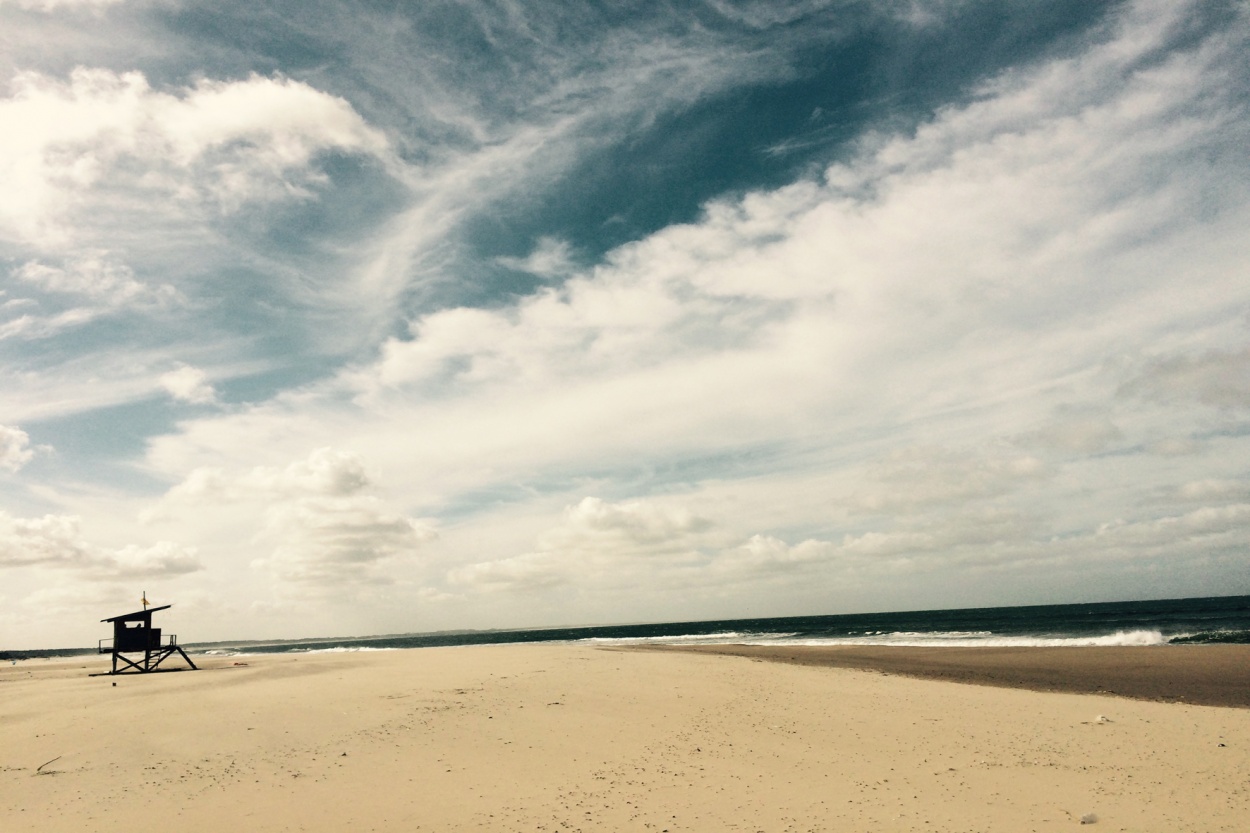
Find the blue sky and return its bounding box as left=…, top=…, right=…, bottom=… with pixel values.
left=2, top=0, right=1249, bottom=648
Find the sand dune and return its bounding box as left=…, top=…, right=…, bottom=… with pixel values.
left=3, top=645, right=1247, bottom=832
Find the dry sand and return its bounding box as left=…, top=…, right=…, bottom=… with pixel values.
left=2, top=644, right=1248, bottom=832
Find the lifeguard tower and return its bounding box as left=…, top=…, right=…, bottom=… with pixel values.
left=98, top=603, right=198, bottom=675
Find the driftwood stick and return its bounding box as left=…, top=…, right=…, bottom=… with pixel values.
left=35, top=755, right=62, bottom=773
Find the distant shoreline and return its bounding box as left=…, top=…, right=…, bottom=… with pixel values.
left=647, top=643, right=1250, bottom=708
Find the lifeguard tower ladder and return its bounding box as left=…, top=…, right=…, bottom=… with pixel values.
left=99, top=604, right=198, bottom=675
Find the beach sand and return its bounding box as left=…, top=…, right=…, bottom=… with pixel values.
left=2, top=645, right=1247, bottom=832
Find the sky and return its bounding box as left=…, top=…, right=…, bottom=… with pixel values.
left=2, top=0, right=1249, bottom=649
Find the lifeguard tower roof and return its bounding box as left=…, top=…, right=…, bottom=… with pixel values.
left=101, top=605, right=171, bottom=623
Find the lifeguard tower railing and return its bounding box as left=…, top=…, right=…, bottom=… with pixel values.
left=98, top=631, right=183, bottom=654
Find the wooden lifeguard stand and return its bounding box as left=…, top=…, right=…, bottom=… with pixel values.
left=98, top=604, right=198, bottom=675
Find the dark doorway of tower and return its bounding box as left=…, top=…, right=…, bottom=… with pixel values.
left=96, top=604, right=198, bottom=675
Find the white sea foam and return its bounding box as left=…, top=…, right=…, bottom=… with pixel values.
left=289, top=646, right=399, bottom=654
left=579, top=631, right=797, bottom=646
left=741, top=629, right=1169, bottom=648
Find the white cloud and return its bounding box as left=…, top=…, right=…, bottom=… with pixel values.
left=9, top=1, right=1245, bottom=641
left=15, top=255, right=175, bottom=306
left=718, top=534, right=836, bottom=569
left=546, top=496, right=711, bottom=548
left=149, top=448, right=435, bottom=593
left=254, top=495, right=436, bottom=589
left=849, top=446, right=1047, bottom=513
left=1093, top=504, right=1250, bottom=548
left=0, top=67, right=391, bottom=245
left=0, top=511, right=202, bottom=576
left=145, top=2, right=1250, bottom=604
left=159, top=364, right=216, bottom=404
left=0, top=423, right=39, bottom=471
left=450, top=497, right=713, bottom=593
left=2, top=255, right=176, bottom=341
left=448, top=551, right=570, bottom=593
left=496, top=237, right=577, bottom=279
left=160, top=447, right=371, bottom=505
left=0, top=0, right=123, bottom=10
left=0, top=306, right=98, bottom=340
left=106, top=540, right=204, bottom=577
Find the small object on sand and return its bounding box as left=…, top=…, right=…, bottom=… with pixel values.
left=1080, top=812, right=1098, bottom=824
left=1095, top=715, right=1110, bottom=724
left=232, top=662, right=248, bottom=666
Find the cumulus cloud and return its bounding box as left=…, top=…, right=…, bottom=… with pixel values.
left=1093, top=504, right=1250, bottom=549
left=254, top=495, right=436, bottom=588
left=159, top=447, right=371, bottom=505
left=717, top=534, right=836, bottom=570
left=0, top=424, right=39, bottom=471
left=546, top=496, right=711, bottom=549
left=0, top=511, right=202, bottom=576
left=450, top=497, right=712, bottom=592
left=150, top=447, right=434, bottom=592
left=159, top=364, right=216, bottom=404
left=0, top=67, right=391, bottom=244
left=449, top=551, right=570, bottom=593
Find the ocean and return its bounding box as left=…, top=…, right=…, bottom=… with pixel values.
left=179, top=593, right=1250, bottom=657
left=6, top=594, right=1249, bottom=662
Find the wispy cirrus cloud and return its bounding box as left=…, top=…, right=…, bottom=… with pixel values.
left=0, top=0, right=124, bottom=11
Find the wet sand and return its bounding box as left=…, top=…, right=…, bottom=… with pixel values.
left=3, top=644, right=1249, bottom=832
left=657, top=644, right=1250, bottom=708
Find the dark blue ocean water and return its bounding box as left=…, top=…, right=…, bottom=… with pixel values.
left=6, top=595, right=1247, bottom=661
left=196, top=594, right=1250, bottom=657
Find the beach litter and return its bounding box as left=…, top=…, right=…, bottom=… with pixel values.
left=1079, top=812, right=1098, bottom=824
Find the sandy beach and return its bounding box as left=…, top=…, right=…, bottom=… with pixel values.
left=2, top=645, right=1248, bottom=832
